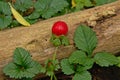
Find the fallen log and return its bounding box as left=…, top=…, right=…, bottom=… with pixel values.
left=1, top=0, right=120, bottom=79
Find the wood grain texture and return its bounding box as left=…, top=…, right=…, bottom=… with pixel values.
left=1, top=0, right=120, bottom=79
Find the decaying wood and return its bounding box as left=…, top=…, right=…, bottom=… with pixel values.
left=1, top=0, right=120, bottom=79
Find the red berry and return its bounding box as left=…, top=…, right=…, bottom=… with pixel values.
left=52, top=21, right=68, bottom=36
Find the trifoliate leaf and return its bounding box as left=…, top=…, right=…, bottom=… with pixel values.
left=8, top=3, right=30, bottom=26
left=95, top=0, right=117, bottom=6
left=74, top=25, right=97, bottom=56
left=34, top=0, right=68, bottom=19
left=94, top=52, right=119, bottom=67
left=73, top=71, right=92, bottom=80
left=3, top=47, right=42, bottom=79
left=61, top=59, right=75, bottom=75
left=69, top=50, right=87, bottom=64
left=13, top=47, right=32, bottom=66
left=3, top=61, right=42, bottom=79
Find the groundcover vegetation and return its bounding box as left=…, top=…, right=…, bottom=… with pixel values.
left=1, top=0, right=120, bottom=80
left=0, top=0, right=117, bottom=29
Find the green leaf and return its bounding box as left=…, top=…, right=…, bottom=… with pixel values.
left=76, top=58, right=94, bottom=72
left=84, top=0, right=93, bottom=7
left=13, top=47, right=32, bottom=66
left=22, top=61, right=42, bottom=78
left=94, top=52, right=119, bottom=67
left=0, top=16, right=12, bottom=29
left=83, top=58, right=94, bottom=69
left=14, top=0, right=33, bottom=12
left=69, top=50, right=87, bottom=64
left=0, top=0, right=12, bottom=29
left=76, top=65, right=88, bottom=72
left=9, top=20, right=20, bottom=28
left=28, top=11, right=40, bottom=19
left=61, top=59, right=75, bottom=75
left=117, top=56, right=120, bottom=67
left=75, top=0, right=84, bottom=10
left=34, top=0, right=68, bottom=19
left=53, top=59, right=60, bottom=71
left=40, top=67, right=46, bottom=73
left=44, top=59, right=60, bottom=76
left=95, top=0, right=117, bottom=6
left=45, top=61, right=54, bottom=76
left=74, top=25, right=97, bottom=55
left=3, top=61, right=41, bottom=79
left=3, top=47, right=42, bottom=79
left=46, top=70, right=54, bottom=77
left=73, top=71, right=92, bottom=80
left=24, top=17, right=38, bottom=24
left=61, top=36, right=70, bottom=46
left=3, top=62, right=22, bottom=79
left=0, top=1, right=11, bottom=15
left=52, top=38, right=61, bottom=47
left=75, top=0, right=93, bottom=11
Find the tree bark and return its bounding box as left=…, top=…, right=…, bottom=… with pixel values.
left=1, top=0, right=120, bottom=79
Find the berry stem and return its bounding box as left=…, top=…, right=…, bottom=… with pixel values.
left=53, top=47, right=58, bottom=61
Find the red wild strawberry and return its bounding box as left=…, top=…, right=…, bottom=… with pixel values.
left=52, top=21, right=68, bottom=36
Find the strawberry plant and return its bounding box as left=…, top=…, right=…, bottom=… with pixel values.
left=61, top=25, right=119, bottom=80
left=41, top=21, right=70, bottom=80
left=3, top=47, right=42, bottom=80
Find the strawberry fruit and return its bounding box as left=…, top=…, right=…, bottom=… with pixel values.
left=52, top=21, right=68, bottom=36
left=51, top=21, right=69, bottom=46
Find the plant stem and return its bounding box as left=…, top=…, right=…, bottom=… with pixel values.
left=51, top=47, right=58, bottom=80
left=50, top=75, right=53, bottom=80
left=53, top=74, right=57, bottom=80
left=53, top=47, right=58, bottom=61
